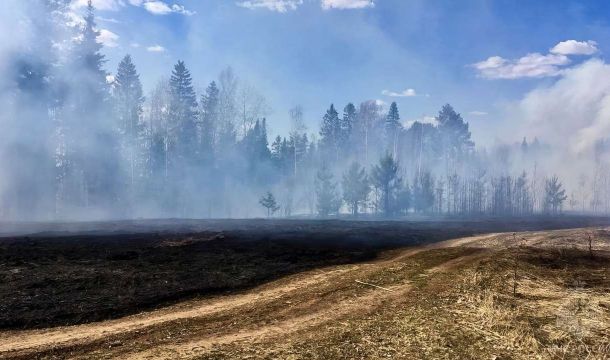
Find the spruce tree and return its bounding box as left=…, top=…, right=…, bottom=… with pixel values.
left=319, top=104, right=341, bottom=162
left=113, top=55, right=144, bottom=195
left=64, top=0, right=118, bottom=211
left=385, top=102, right=401, bottom=157
left=169, top=60, right=198, bottom=166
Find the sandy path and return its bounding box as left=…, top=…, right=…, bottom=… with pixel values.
left=0, top=232, right=495, bottom=359
left=126, top=246, right=486, bottom=360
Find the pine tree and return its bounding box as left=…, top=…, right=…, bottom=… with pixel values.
left=385, top=102, right=401, bottom=158
left=259, top=191, right=280, bottom=217
left=437, top=104, right=473, bottom=175
left=544, top=176, right=567, bottom=215
left=319, top=104, right=341, bottom=163
left=342, top=162, right=369, bottom=216
left=315, top=165, right=340, bottom=216
left=341, top=103, right=356, bottom=154
left=371, top=154, right=401, bottom=216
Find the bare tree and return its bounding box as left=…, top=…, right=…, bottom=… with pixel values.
left=237, top=81, right=270, bottom=138
left=289, top=105, right=306, bottom=177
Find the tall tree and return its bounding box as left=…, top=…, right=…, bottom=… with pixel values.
left=354, top=100, right=383, bottom=165
left=289, top=105, right=306, bottom=177
left=436, top=104, right=473, bottom=175
left=217, top=67, right=238, bottom=157
left=59, top=0, right=118, bottom=213
left=199, top=81, right=219, bottom=166
left=3, top=0, right=72, bottom=219
left=168, top=60, right=197, bottom=214
left=342, top=162, right=370, bottom=216
left=319, top=104, right=341, bottom=162
left=169, top=60, right=198, bottom=165
left=341, top=103, right=356, bottom=154
left=113, top=54, right=144, bottom=201
left=385, top=102, right=401, bottom=158
left=371, top=154, right=401, bottom=216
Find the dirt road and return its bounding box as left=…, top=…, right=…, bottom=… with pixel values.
left=1, top=229, right=608, bottom=359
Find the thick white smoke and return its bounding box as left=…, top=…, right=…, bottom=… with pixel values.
left=511, top=58, right=610, bottom=193
left=519, top=59, right=610, bottom=156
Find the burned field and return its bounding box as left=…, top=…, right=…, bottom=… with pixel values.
left=0, top=217, right=609, bottom=359
left=0, top=216, right=607, bottom=330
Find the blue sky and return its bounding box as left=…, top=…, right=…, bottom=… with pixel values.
left=76, top=0, right=610, bottom=142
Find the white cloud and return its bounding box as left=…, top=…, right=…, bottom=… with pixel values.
left=382, top=88, right=417, bottom=97
left=170, top=4, right=195, bottom=15
left=321, top=0, right=374, bottom=9
left=143, top=1, right=172, bottom=14
left=468, top=111, right=488, bottom=116
left=98, top=29, right=119, bottom=47
left=146, top=44, right=166, bottom=52
left=473, top=40, right=601, bottom=80
left=551, top=40, right=598, bottom=56
left=141, top=1, right=195, bottom=15
left=236, top=0, right=303, bottom=12
left=473, top=53, right=570, bottom=79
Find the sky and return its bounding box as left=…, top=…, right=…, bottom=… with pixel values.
left=71, top=0, right=610, bottom=147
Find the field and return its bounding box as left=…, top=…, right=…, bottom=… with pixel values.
left=0, top=217, right=609, bottom=359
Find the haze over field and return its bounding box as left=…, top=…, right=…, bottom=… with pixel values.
left=3, top=0, right=610, bottom=220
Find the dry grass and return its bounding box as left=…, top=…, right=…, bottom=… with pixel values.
left=195, top=231, right=610, bottom=360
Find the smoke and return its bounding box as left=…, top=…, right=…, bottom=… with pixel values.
left=518, top=59, right=610, bottom=156
left=1, top=1, right=609, bottom=220
left=511, top=59, right=610, bottom=189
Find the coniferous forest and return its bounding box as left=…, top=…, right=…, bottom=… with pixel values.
left=0, top=0, right=594, bottom=221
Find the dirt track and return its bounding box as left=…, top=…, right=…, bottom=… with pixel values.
left=1, top=228, right=609, bottom=359
left=0, top=233, right=492, bottom=358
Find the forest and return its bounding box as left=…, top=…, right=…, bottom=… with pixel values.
left=0, top=0, right=601, bottom=221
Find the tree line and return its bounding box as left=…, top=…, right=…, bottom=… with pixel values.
left=1, top=1, right=571, bottom=220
